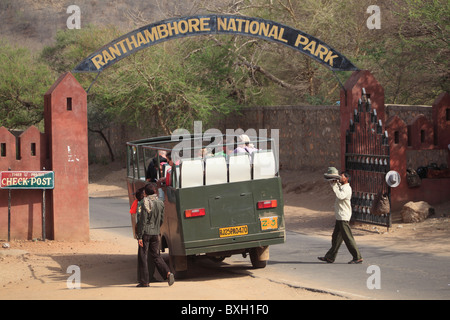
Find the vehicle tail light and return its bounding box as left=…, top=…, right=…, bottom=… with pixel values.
left=257, top=200, right=277, bottom=209
left=185, top=208, right=206, bottom=218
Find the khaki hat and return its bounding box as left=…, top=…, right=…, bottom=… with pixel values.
left=324, top=167, right=340, bottom=180
left=385, top=171, right=401, bottom=187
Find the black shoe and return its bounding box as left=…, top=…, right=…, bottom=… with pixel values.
left=136, top=283, right=149, bottom=287
left=167, top=273, right=175, bottom=286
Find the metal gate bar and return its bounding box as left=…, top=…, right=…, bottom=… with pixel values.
left=345, top=88, right=391, bottom=228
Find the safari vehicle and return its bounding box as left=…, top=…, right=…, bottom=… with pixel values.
left=126, top=134, right=285, bottom=276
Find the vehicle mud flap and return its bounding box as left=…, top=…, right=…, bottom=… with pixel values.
left=249, top=246, right=269, bottom=269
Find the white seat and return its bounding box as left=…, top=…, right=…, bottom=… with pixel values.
left=180, top=159, right=204, bottom=188
left=174, top=165, right=180, bottom=188
left=205, top=156, right=227, bottom=185
left=162, top=163, right=170, bottom=177
left=253, top=150, right=276, bottom=179
left=229, top=153, right=251, bottom=182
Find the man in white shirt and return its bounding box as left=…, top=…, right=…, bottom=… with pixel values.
left=318, top=171, right=363, bottom=264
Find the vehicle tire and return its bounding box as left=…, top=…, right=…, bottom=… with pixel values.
left=249, top=247, right=267, bottom=269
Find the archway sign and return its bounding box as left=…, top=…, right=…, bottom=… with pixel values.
left=73, top=15, right=358, bottom=73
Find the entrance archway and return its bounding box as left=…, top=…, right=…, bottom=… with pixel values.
left=73, top=15, right=358, bottom=75
left=40, top=15, right=360, bottom=241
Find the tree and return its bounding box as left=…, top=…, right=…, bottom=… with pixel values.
left=392, top=0, right=449, bottom=103
left=41, top=25, right=267, bottom=144
left=92, top=38, right=246, bottom=135
left=0, top=41, right=54, bottom=129
left=197, top=0, right=377, bottom=105
left=87, top=102, right=116, bottom=162
left=348, top=0, right=449, bottom=104
left=198, top=0, right=448, bottom=105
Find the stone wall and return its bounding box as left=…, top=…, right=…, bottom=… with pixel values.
left=89, top=102, right=445, bottom=173
left=215, top=105, right=341, bottom=170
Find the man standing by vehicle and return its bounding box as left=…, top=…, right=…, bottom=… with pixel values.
left=318, top=169, right=363, bottom=264
left=136, top=183, right=175, bottom=287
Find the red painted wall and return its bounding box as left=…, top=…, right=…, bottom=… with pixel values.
left=1, top=72, right=89, bottom=241
left=340, top=71, right=450, bottom=211
left=387, top=92, right=450, bottom=210
left=44, top=72, right=89, bottom=241
left=0, top=126, right=49, bottom=240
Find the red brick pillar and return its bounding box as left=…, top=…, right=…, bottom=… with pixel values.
left=409, top=115, right=434, bottom=150
left=385, top=116, right=408, bottom=210
left=44, top=72, right=89, bottom=241
left=432, top=92, right=450, bottom=152
left=339, top=70, right=385, bottom=171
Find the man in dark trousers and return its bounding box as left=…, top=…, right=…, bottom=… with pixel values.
left=136, top=183, right=175, bottom=287
left=318, top=169, right=363, bottom=264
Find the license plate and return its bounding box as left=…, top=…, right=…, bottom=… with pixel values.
left=219, top=225, right=248, bottom=238
left=260, top=216, right=278, bottom=231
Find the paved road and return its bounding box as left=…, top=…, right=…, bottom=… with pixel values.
left=89, top=196, right=133, bottom=236
left=250, top=231, right=450, bottom=300
left=89, top=197, right=450, bottom=300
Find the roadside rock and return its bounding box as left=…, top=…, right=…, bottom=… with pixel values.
left=401, top=201, right=433, bottom=223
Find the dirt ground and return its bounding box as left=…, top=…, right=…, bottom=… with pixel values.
left=1, top=163, right=449, bottom=300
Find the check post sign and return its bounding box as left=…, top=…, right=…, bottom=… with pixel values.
left=1, top=171, right=55, bottom=189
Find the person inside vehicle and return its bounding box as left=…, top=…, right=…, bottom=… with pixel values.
left=157, top=152, right=173, bottom=189
left=234, top=134, right=257, bottom=155
left=146, top=150, right=167, bottom=182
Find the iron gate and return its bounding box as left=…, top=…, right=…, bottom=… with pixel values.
left=345, top=88, right=391, bottom=228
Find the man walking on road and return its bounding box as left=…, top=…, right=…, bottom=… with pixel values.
left=319, top=168, right=363, bottom=264
left=136, top=183, right=175, bottom=287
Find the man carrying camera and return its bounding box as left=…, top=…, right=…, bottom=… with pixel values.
left=319, top=167, right=363, bottom=264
